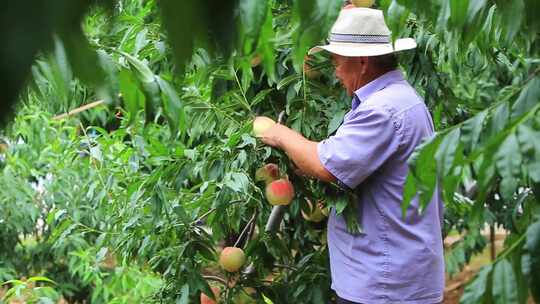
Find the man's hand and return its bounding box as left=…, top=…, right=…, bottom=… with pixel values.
left=255, top=116, right=290, bottom=149
left=254, top=116, right=336, bottom=183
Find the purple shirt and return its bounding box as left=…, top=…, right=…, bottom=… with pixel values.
left=318, top=70, right=445, bottom=303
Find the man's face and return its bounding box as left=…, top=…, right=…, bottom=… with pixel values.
left=331, top=54, right=367, bottom=96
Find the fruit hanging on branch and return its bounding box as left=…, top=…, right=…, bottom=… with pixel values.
left=253, top=117, right=275, bottom=137
left=351, top=0, right=375, bottom=8
left=200, top=286, right=221, bottom=304
left=255, top=163, right=280, bottom=184
left=219, top=247, right=246, bottom=272
left=265, top=179, right=295, bottom=206
left=301, top=199, right=328, bottom=223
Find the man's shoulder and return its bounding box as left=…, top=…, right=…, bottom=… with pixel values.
left=363, top=81, right=424, bottom=115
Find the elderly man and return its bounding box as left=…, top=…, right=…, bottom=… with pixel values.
left=257, top=7, right=445, bottom=304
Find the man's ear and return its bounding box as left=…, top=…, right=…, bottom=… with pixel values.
left=359, top=56, right=369, bottom=74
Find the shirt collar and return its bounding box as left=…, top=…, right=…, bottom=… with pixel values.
left=351, top=70, right=405, bottom=109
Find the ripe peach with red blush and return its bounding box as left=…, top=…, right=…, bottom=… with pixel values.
left=265, top=179, right=295, bottom=206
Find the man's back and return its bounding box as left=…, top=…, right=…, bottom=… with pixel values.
left=318, top=70, right=445, bottom=303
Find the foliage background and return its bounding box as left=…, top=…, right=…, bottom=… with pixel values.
left=0, top=0, right=539, bottom=303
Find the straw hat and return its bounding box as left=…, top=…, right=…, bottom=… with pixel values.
left=309, top=8, right=417, bottom=57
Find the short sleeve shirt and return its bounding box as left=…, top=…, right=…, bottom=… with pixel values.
left=318, top=70, right=445, bottom=303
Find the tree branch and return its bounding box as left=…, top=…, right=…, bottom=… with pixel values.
left=53, top=100, right=105, bottom=120
left=234, top=211, right=257, bottom=248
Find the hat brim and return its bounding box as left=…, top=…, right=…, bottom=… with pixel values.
left=309, top=38, right=417, bottom=57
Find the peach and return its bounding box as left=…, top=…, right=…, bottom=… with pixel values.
left=253, top=117, right=276, bottom=137
left=255, top=163, right=280, bottom=184
left=219, top=247, right=246, bottom=272
left=201, top=286, right=220, bottom=304
left=265, top=179, right=295, bottom=206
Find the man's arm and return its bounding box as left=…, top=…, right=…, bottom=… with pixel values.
left=256, top=117, right=336, bottom=183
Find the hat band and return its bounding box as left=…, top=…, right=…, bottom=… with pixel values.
left=329, top=33, right=390, bottom=44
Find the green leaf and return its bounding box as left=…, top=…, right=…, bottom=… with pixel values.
left=176, top=284, right=189, bottom=304
left=529, top=162, right=540, bottom=183
left=511, top=76, right=540, bottom=120
left=435, top=128, right=461, bottom=176
left=2, top=279, right=24, bottom=286
left=496, top=0, right=525, bottom=43
left=224, top=172, right=250, bottom=193
left=407, top=135, right=442, bottom=212
left=158, top=1, right=203, bottom=75
left=52, top=36, right=72, bottom=91
left=277, top=75, right=301, bottom=90
left=49, top=219, right=75, bottom=244
left=466, top=0, right=488, bottom=25
left=475, top=153, right=496, bottom=202
left=194, top=277, right=215, bottom=302
left=460, top=265, right=492, bottom=304
left=492, top=259, right=518, bottom=304
left=517, top=124, right=540, bottom=165
left=257, top=3, right=276, bottom=82
left=525, top=0, right=540, bottom=31
left=494, top=133, right=522, bottom=200
left=118, top=69, right=146, bottom=123
left=436, top=1, right=451, bottom=33
left=386, top=1, right=410, bottom=41
left=526, top=220, right=540, bottom=302
left=334, top=196, right=348, bottom=215
left=159, top=0, right=236, bottom=74
left=156, top=76, right=187, bottom=137
left=291, top=0, right=342, bottom=68
left=401, top=173, right=417, bottom=218
left=120, top=51, right=155, bottom=84
left=487, top=102, right=510, bottom=138
left=27, top=276, right=56, bottom=284
left=95, top=247, right=108, bottom=262
left=58, top=21, right=107, bottom=88
left=463, top=0, right=488, bottom=43
left=134, top=28, right=149, bottom=55
left=461, top=110, right=488, bottom=152
left=240, top=0, right=268, bottom=39
left=327, top=110, right=345, bottom=136
left=262, top=293, right=274, bottom=304
left=449, top=0, right=469, bottom=29
left=250, top=89, right=273, bottom=107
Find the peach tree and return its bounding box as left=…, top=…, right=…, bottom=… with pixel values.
left=0, top=0, right=539, bottom=303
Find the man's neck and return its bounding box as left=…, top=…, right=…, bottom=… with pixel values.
left=357, top=68, right=393, bottom=90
